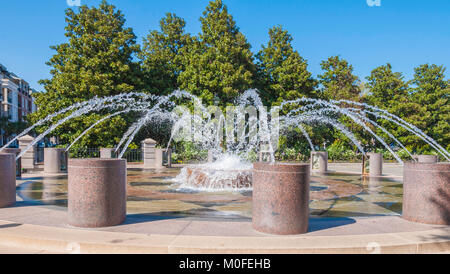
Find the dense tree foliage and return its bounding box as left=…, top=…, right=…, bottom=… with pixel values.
left=256, top=26, right=317, bottom=105
left=139, top=13, right=192, bottom=95
left=30, top=0, right=142, bottom=148
left=27, top=0, right=448, bottom=158
left=318, top=56, right=361, bottom=101
left=364, top=64, right=426, bottom=151
left=410, top=64, right=449, bottom=150
left=178, top=0, right=255, bottom=106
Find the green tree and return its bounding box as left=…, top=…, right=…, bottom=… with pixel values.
left=318, top=56, right=361, bottom=101
left=178, top=0, right=255, bottom=106
left=30, top=0, right=142, bottom=148
left=139, top=13, right=192, bottom=95
left=410, top=64, right=449, bottom=151
left=314, top=56, right=362, bottom=152
left=365, top=63, right=426, bottom=151
left=256, top=26, right=317, bottom=105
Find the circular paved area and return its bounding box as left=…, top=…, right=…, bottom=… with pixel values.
left=0, top=163, right=447, bottom=254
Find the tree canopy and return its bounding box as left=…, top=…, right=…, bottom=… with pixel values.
left=26, top=0, right=449, bottom=157
left=178, top=0, right=255, bottom=106
left=318, top=56, right=361, bottom=101
left=30, top=0, right=142, bottom=148
left=256, top=26, right=317, bottom=105
left=139, top=13, right=192, bottom=95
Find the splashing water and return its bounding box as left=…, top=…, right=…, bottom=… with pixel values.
left=2, top=89, right=449, bottom=191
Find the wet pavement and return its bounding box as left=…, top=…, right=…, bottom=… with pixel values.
left=16, top=168, right=403, bottom=219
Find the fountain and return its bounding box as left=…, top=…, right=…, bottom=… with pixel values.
left=0, top=89, right=449, bottom=231
left=1, top=89, right=449, bottom=189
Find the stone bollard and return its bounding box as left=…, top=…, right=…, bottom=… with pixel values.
left=0, top=148, right=21, bottom=177
left=311, top=151, right=328, bottom=173
left=368, top=153, right=383, bottom=176
left=44, top=148, right=67, bottom=174
left=0, top=154, right=16, bottom=208
left=415, top=155, right=438, bottom=163
left=142, top=138, right=164, bottom=169
left=100, top=148, right=115, bottom=159
left=164, top=148, right=172, bottom=168
left=252, top=163, right=310, bottom=235
left=403, top=163, right=450, bottom=225
left=68, top=159, right=127, bottom=228
left=18, top=135, right=36, bottom=171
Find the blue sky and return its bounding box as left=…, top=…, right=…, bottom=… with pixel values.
left=1, top=0, right=449, bottom=91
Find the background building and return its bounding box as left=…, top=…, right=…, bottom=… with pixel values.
left=0, top=63, right=37, bottom=146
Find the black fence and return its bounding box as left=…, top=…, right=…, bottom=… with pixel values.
left=69, top=148, right=100, bottom=159
left=69, top=148, right=143, bottom=163
left=34, top=147, right=143, bottom=163
left=119, top=149, right=143, bottom=163
left=35, top=147, right=44, bottom=164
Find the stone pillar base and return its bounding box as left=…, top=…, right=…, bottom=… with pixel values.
left=252, top=162, right=310, bottom=235
left=0, top=154, right=16, bottom=208
left=414, top=155, right=438, bottom=163
left=44, top=148, right=67, bottom=174
left=18, top=135, right=36, bottom=171
left=100, top=148, right=115, bottom=159
left=311, top=151, right=328, bottom=173
left=368, top=153, right=383, bottom=176
left=403, top=163, right=450, bottom=225
left=68, top=159, right=127, bottom=228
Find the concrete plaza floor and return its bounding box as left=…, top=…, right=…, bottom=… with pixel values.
left=0, top=162, right=448, bottom=254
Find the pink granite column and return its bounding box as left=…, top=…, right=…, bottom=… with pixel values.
left=0, top=148, right=21, bottom=177
left=68, top=159, right=127, bottom=228
left=252, top=163, right=310, bottom=235
left=0, top=154, right=16, bottom=208
left=403, top=163, right=450, bottom=225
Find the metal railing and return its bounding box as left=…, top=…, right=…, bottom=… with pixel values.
left=69, top=148, right=100, bottom=159
left=119, top=149, right=143, bottom=163
left=35, top=147, right=44, bottom=164
left=33, top=147, right=144, bottom=164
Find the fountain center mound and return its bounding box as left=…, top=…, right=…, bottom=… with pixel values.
left=173, top=155, right=253, bottom=191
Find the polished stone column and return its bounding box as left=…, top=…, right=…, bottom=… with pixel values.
left=44, top=148, right=67, bottom=174
left=18, top=135, right=35, bottom=170
left=403, top=163, right=450, bottom=225
left=0, top=148, right=21, bottom=177
left=252, top=163, right=310, bottom=235
left=68, top=159, right=126, bottom=228
left=415, top=155, right=438, bottom=163
left=100, top=148, right=115, bottom=159
left=368, top=153, right=383, bottom=176
left=311, top=151, right=328, bottom=173
left=0, top=154, right=16, bottom=208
